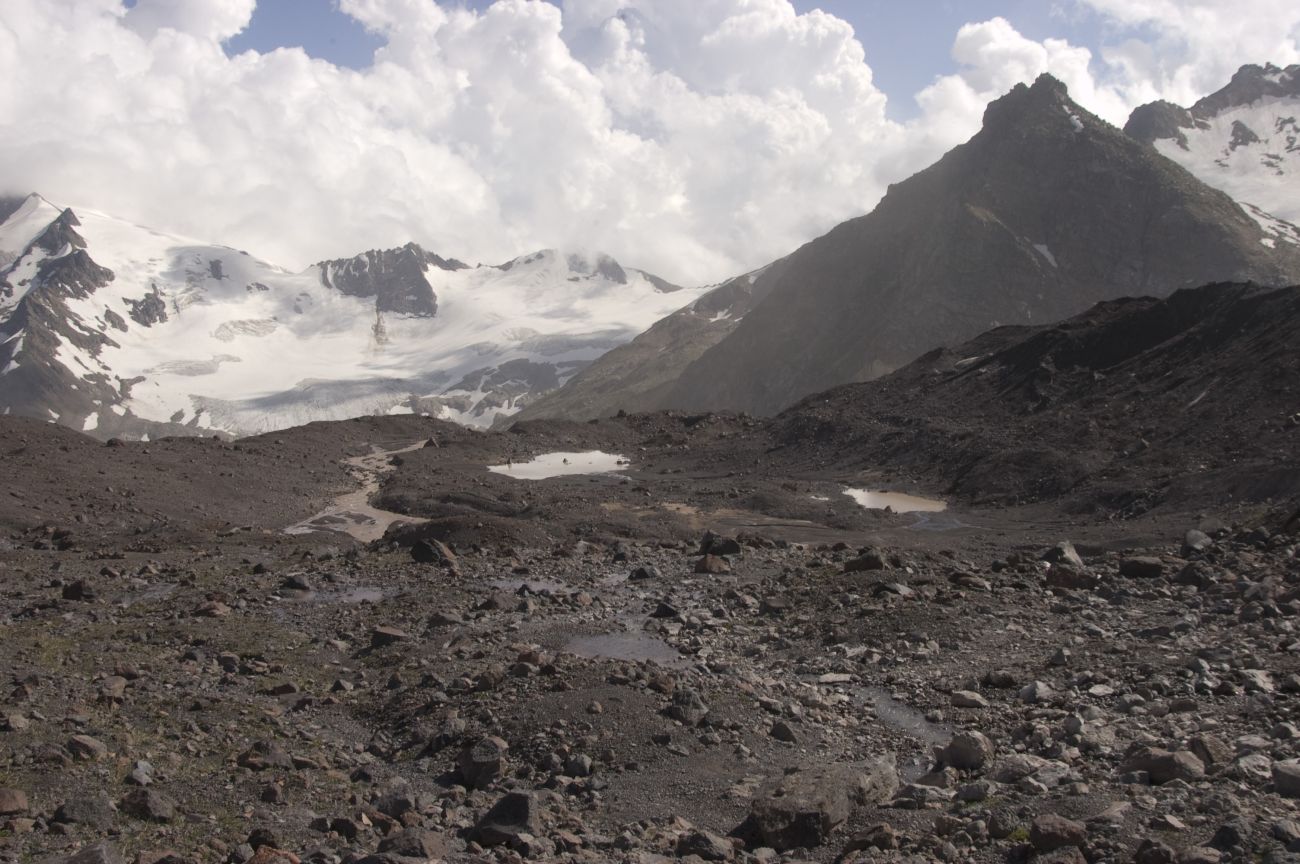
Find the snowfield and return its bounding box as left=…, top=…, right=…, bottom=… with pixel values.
left=0, top=196, right=708, bottom=437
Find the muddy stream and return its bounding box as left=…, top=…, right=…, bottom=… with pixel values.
left=285, top=441, right=429, bottom=543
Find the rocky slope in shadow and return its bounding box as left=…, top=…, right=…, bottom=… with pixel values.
left=764, top=281, right=1300, bottom=518
left=526, top=74, right=1300, bottom=423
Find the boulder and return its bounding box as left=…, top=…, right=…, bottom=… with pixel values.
left=120, top=789, right=177, bottom=823
left=67, top=734, right=109, bottom=761
left=1122, top=747, right=1205, bottom=784
left=1042, top=541, right=1085, bottom=568
left=699, top=531, right=742, bottom=556
left=458, top=736, right=509, bottom=790
left=1030, top=813, right=1087, bottom=852
left=48, top=844, right=125, bottom=864
left=1120, top=557, right=1165, bottom=579
left=54, top=792, right=116, bottom=829
left=238, top=740, right=294, bottom=771
left=370, top=626, right=411, bottom=648
left=666, top=688, right=710, bottom=726
left=844, top=550, right=887, bottom=572
left=741, top=756, right=898, bottom=850
left=1273, top=759, right=1300, bottom=797
left=695, top=555, right=731, bottom=574
left=0, top=787, right=28, bottom=815
left=472, top=792, right=542, bottom=847
left=941, top=731, right=996, bottom=770
left=377, top=829, right=449, bottom=860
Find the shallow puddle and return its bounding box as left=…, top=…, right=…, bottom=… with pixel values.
left=855, top=686, right=954, bottom=781
left=118, top=583, right=178, bottom=608
left=843, top=487, right=946, bottom=513
left=488, top=451, right=628, bottom=480
left=276, top=586, right=390, bottom=604
left=565, top=631, right=685, bottom=667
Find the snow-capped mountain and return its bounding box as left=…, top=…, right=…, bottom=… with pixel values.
left=1126, top=63, right=1300, bottom=232
left=0, top=194, right=703, bottom=438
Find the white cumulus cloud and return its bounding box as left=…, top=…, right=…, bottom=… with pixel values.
left=0, top=0, right=1295, bottom=285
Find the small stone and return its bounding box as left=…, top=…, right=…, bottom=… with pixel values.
left=565, top=753, right=594, bottom=777
left=951, top=691, right=988, bottom=708
left=699, top=531, right=742, bottom=556
left=695, top=554, right=731, bottom=574
left=1043, top=542, right=1085, bottom=568
left=62, top=579, right=96, bottom=601
left=192, top=600, right=231, bottom=617
left=1120, top=557, right=1164, bottom=579
left=1019, top=680, right=1056, bottom=703
left=410, top=539, right=459, bottom=572
left=0, top=787, right=28, bottom=815
left=770, top=721, right=798, bottom=743
left=377, top=829, right=449, bottom=860
left=68, top=734, right=109, bottom=761
left=472, top=791, right=542, bottom=847
left=941, top=731, right=995, bottom=770
left=1241, top=669, right=1274, bottom=693
left=676, top=828, right=735, bottom=861
left=1134, top=838, right=1177, bottom=864
left=844, top=550, right=887, bottom=572
left=370, top=626, right=411, bottom=648
left=54, top=792, right=116, bottom=828
left=666, top=688, right=710, bottom=726
left=457, top=736, right=509, bottom=790
left=1183, top=530, right=1213, bottom=554
left=1273, top=759, right=1300, bottom=797
left=127, top=759, right=156, bottom=786
left=50, top=844, right=126, bottom=864
left=120, top=789, right=177, bottom=823
left=238, top=740, right=294, bottom=771
left=1122, top=747, right=1205, bottom=785
left=1030, top=813, right=1087, bottom=853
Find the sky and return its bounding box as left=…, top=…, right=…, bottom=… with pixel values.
left=221, top=0, right=1093, bottom=120
left=4, top=1, right=1299, bottom=285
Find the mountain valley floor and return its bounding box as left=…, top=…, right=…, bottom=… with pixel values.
left=3, top=280, right=1300, bottom=864
left=1, top=388, right=1298, bottom=864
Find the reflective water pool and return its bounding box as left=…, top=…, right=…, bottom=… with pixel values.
left=843, top=488, right=947, bottom=513
left=488, top=451, right=628, bottom=480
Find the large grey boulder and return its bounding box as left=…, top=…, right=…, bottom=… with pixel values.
left=740, top=755, right=897, bottom=850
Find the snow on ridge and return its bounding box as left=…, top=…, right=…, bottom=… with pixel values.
left=0, top=194, right=63, bottom=259
left=3, top=201, right=712, bottom=437
left=1151, top=96, right=1300, bottom=224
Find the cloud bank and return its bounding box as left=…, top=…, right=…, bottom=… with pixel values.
left=1, top=0, right=1297, bottom=284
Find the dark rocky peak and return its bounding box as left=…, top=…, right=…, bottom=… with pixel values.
left=33, top=209, right=88, bottom=255
left=632, top=270, right=685, bottom=293
left=36, top=248, right=114, bottom=302
left=980, top=73, right=1082, bottom=134
left=1191, top=63, right=1300, bottom=119
left=1123, top=100, right=1194, bottom=147
left=319, top=242, right=463, bottom=317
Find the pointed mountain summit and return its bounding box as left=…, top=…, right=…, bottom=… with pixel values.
left=519, top=74, right=1300, bottom=422
left=1126, top=63, right=1300, bottom=225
